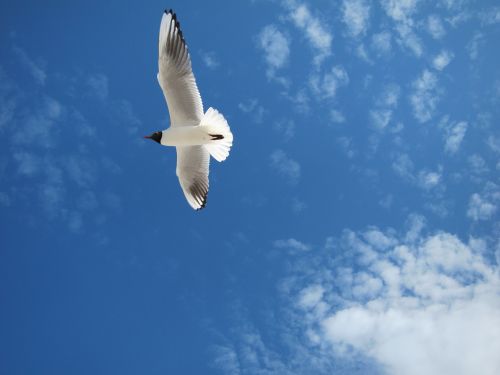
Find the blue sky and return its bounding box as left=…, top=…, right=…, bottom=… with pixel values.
left=1, top=0, right=499, bottom=374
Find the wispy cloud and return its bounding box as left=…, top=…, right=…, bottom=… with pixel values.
left=444, top=120, right=467, bottom=154
left=478, top=6, right=500, bottom=26
left=238, top=98, right=265, bottom=124
left=417, top=168, right=442, bottom=190
left=410, top=70, right=440, bottom=123
left=200, top=50, right=220, bottom=70
left=432, top=50, right=454, bottom=71
left=330, top=109, right=346, bottom=124
left=210, top=345, right=240, bottom=375
left=380, top=0, right=423, bottom=57
left=87, top=73, right=109, bottom=101
left=381, top=0, right=419, bottom=22
left=257, top=25, right=290, bottom=85
left=273, top=119, right=295, bottom=141
left=283, top=0, right=332, bottom=65
left=486, top=135, right=500, bottom=154
left=11, top=96, right=63, bottom=148
left=370, top=83, right=400, bottom=130
left=467, top=183, right=499, bottom=221
left=371, top=31, right=392, bottom=56
left=2, top=45, right=127, bottom=234
left=273, top=238, right=311, bottom=252
left=394, top=22, right=423, bottom=57
left=270, top=149, right=301, bottom=184
left=309, top=65, right=349, bottom=99
left=13, top=151, right=41, bottom=176
left=342, top=0, right=371, bottom=38
left=467, top=32, right=484, bottom=60
left=426, top=14, right=446, bottom=39
left=392, top=153, right=415, bottom=181
left=392, top=153, right=444, bottom=195
left=13, top=46, right=47, bottom=85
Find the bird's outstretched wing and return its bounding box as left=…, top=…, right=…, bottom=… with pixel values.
left=176, top=146, right=210, bottom=210
left=158, top=10, right=203, bottom=126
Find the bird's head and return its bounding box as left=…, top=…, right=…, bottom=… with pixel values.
left=144, top=131, right=162, bottom=144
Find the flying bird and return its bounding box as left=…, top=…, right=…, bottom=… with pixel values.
left=145, top=10, right=233, bottom=210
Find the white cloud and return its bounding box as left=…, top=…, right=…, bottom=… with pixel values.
left=355, top=43, right=372, bottom=63
left=238, top=98, right=265, bottom=124
left=273, top=119, right=295, bottom=141
left=2, top=49, right=125, bottom=234
left=392, top=153, right=414, bottom=181
left=64, top=156, right=96, bottom=188
left=426, top=14, right=446, bottom=39
left=467, top=184, right=499, bottom=221
left=330, top=109, right=346, bottom=124
left=467, top=32, right=484, bottom=60
left=310, top=65, right=349, bottom=99
left=210, top=345, right=240, bottom=375
left=478, top=7, right=500, bottom=26
left=417, top=169, right=442, bottom=190
left=0, top=192, right=11, bottom=206
left=284, top=89, right=310, bottom=114
left=486, top=135, right=500, bottom=154
left=200, top=50, right=220, bottom=70
left=371, top=31, right=392, bottom=56
left=410, top=70, right=440, bottom=123
left=370, top=84, right=400, bottom=130
left=274, top=238, right=311, bottom=252
left=291, top=197, right=307, bottom=213
left=270, top=149, right=301, bottom=184
left=284, top=1, right=332, bottom=64
left=87, top=73, right=109, bottom=101
left=342, top=0, right=371, bottom=37
left=336, top=136, right=356, bottom=159
left=378, top=83, right=400, bottom=108
left=298, top=284, right=324, bottom=309
left=467, top=194, right=496, bottom=221
left=433, top=50, right=454, bottom=71
left=257, top=25, right=290, bottom=82
left=0, top=69, right=17, bottom=131
left=468, top=154, right=488, bottom=175
left=381, top=0, right=419, bottom=23
left=379, top=194, right=393, bottom=209
left=444, top=121, right=467, bottom=154
left=288, top=224, right=500, bottom=375
left=380, top=0, right=423, bottom=57
left=370, top=109, right=392, bottom=130
left=392, top=154, right=444, bottom=193
left=11, top=96, right=63, bottom=148
left=395, top=23, right=423, bottom=57
left=13, top=46, right=47, bottom=85
left=13, top=151, right=41, bottom=176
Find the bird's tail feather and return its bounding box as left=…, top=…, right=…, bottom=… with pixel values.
left=199, top=107, right=233, bottom=162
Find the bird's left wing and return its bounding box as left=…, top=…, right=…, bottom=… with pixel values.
left=176, top=146, right=210, bottom=210
left=158, top=10, right=203, bottom=126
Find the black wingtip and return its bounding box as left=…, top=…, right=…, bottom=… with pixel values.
left=165, top=8, right=173, bottom=15
left=196, top=198, right=207, bottom=211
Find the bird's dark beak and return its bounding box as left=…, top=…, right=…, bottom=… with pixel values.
left=143, top=132, right=162, bottom=144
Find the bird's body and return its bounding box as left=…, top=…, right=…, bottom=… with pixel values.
left=160, top=126, right=215, bottom=146
left=145, top=10, right=233, bottom=210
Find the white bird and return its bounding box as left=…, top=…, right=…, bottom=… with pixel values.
left=145, top=9, right=233, bottom=210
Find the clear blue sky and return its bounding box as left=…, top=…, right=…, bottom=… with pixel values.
left=1, top=1, right=499, bottom=374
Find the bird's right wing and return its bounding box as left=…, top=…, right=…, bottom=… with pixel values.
left=176, top=146, right=210, bottom=210
left=158, top=10, right=204, bottom=126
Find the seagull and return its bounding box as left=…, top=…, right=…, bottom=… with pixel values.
left=145, top=9, right=233, bottom=210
